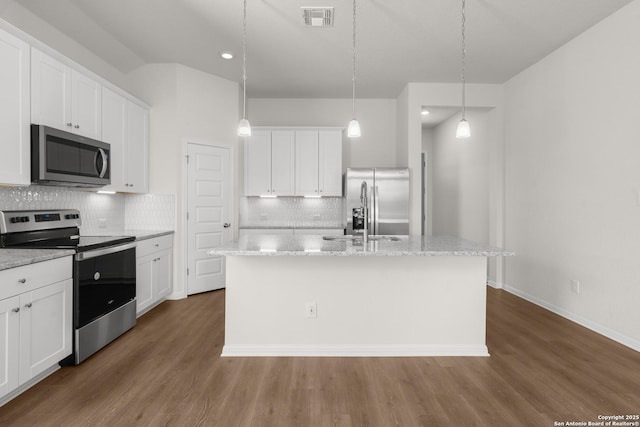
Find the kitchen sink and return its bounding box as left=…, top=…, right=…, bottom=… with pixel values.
left=322, top=235, right=402, bottom=242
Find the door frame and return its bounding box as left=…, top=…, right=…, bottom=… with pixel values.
left=180, top=138, right=235, bottom=299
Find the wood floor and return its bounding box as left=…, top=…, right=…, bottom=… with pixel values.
left=1, top=288, right=638, bottom=426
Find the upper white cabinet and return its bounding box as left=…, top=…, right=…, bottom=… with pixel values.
left=101, top=87, right=149, bottom=193
left=244, top=127, right=342, bottom=197
left=244, top=130, right=295, bottom=196
left=294, top=130, right=319, bottom=196
left=295, top=129, right=342, bottom=197
left=0, top=27, right=30, bottom=186
left=31, top=48, right=101, bottom=140
left=318, top=130, right=343, bottom=196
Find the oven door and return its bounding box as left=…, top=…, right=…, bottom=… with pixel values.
left=74, top=243, right=136, bottom=329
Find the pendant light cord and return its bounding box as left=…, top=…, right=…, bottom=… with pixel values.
left=242, top=0, right=247, bottom=119
left=352, top=0, right=357, bottom=119
left=460, top=0, right=466, bottom=120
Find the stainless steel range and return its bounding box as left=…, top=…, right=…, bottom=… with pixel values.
left=0, top=209, right=136, bottom=365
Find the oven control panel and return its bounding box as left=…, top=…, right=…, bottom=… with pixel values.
left=0, top=209, right=82, bottom=234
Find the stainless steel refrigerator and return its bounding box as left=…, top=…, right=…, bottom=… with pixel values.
left=345, top=168, right=410, bottom=235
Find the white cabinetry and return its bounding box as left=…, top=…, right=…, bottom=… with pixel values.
left=136, top=235, right=173, bottom=315
left=0, top=27, right=30, bottom=186
left=0, top=257, right=72, bottom=402
left=244, top=127, right=342, bottom=197
left=101, top=87, right=149, bottom=193
left=244, top=130, right=294, bottom=196
left=31, top=48, right=101, bottom=139
left=295, top=129, right=342, bottom=196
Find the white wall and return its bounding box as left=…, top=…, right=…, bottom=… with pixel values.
left=503, top=0, right=640, bottom=350
left=396, top=83, right=504, bottom=257
left=248, top=98, right=397, bottom=169
left=126, top=64, right=239, bottom=299
left=431, top=109, right=491, bottom=244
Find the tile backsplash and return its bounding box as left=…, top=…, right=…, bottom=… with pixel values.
left=0, top=186, right=175, bottom=234
left=240, top=197, right=343, bottom=228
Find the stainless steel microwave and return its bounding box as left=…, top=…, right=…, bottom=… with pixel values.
left=31, top=124, right=110, bottom=188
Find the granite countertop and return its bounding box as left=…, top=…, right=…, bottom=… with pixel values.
left=0, top=230, right=174, bottom=272
left=0, top=249, right=75, bottom=271
left=123, top=229, right=174, bottom=241
left=84, top=229, right=174, bottom=241
left=239, top=226, right=344, bottom=229
left=208, top=235, right=514, bottom=257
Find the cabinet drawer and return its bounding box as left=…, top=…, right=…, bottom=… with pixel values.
left=0, top=256, right=72, bottom=301
left=136, top=235, right=174, bottom=258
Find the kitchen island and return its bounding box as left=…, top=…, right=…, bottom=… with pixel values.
left=208, top=235, right=513, bottom=357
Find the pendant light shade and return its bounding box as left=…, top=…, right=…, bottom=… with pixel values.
left=456, top=119, right=470, bottom=139
left=347, top=0, right=360, bottom=138
left=238, top=118, right=251, bottom=137
left=347, top=119, right=361, bottom=138
left=456, top=0, right=471, bottom=139
left=238, top=0, right=251, bottom=138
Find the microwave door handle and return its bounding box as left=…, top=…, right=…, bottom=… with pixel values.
left=95, top=148, right=108, bottom=178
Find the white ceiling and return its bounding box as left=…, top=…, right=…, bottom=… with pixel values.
left=9, top=0, right=634, bottom=99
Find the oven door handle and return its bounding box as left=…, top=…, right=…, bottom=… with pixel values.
left=75, top=242, right=137, bottom=261
left=94, top=148, right=108, bottom=178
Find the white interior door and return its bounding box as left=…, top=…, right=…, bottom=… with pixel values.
left=187, top=143, right=231, bottom=295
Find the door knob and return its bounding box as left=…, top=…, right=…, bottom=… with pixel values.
left=223, top=223, right=231, bottom=228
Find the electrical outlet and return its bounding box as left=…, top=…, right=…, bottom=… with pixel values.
left=305, top=302, right=317, bottom=319
left=313, top=214, right=321, bottom=221
left=571, top=279, right=580, bottom=294
left=98, top=218, right=107, bottom=229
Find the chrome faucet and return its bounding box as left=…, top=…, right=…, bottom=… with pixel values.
left=360, top=181, right=369, bottom=244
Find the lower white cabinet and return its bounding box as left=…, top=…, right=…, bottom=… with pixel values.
left=0, top=257, right=72, bottom=401
left=136, top=235, right=173, bottom=315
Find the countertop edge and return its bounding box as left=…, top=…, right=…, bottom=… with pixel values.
left=0, top=249, right=75, bottom=271
left=127, top=230, right=175, bottom=241
left=210, top=250, right=514, bottom=257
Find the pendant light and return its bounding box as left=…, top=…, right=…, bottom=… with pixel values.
left=456, top=0, right=471, bottom=139
left=238, top=0, right=251, bottom=137
left=347, top=0, right=361, bottom=138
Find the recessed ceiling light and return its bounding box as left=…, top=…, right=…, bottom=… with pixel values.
left=220, top=51, right=234, bottom=60
left=421, top=110, right=430, bottom=116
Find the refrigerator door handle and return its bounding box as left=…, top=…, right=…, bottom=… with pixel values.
left=373, top=186, right=380, bottom=236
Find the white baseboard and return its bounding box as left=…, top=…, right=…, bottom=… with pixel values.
left=0, top=365, right=59, bottom=407
left=221, top=344, right=490, bottom=357
left=504, top=285, right=640, bottom=353
left=487, top=280, right=503, bottom=289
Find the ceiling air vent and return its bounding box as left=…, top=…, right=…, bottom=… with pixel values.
left=301, top=7, right=334, bottom=27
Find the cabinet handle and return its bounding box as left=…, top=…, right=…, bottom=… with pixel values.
left=155, top=244, right=160, bottom=247
left=18, top=278, right=26, bottom=284
left=74, top=125, right=80, bottom=129
left=12, top=307, right=20, bottom=313
left=24, top=303, right=32, bottom=309
left=66, top=122, right=72, bottom=127
left=223, top=223, right=231, bottom=228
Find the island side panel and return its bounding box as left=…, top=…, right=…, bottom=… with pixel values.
left=223, top=255, right=488, bottom=357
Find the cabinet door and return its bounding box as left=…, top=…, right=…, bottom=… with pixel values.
left=31, top=48, right=71, bottom=131
left=0, top=29, right=30, bottom=186
left=153, top=251, right=173, bottom=300
left=71, top=70, right=101, bottom=139
left=101, top=87, right=127, bottom=192
left=270, top=131, right=295, bottom=196
left=136, top=255, right=155, bottom=314
left=19, top=279, right=72, bottom=384
left=244, top=130, right=272, bottom=196
left=294, top=130, right=319, bottom=196
left=126, top=102, right=149, bottom=193
left=0, top=296, right=20, bottom=399
left=318, top=130, right=343, bottom=196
